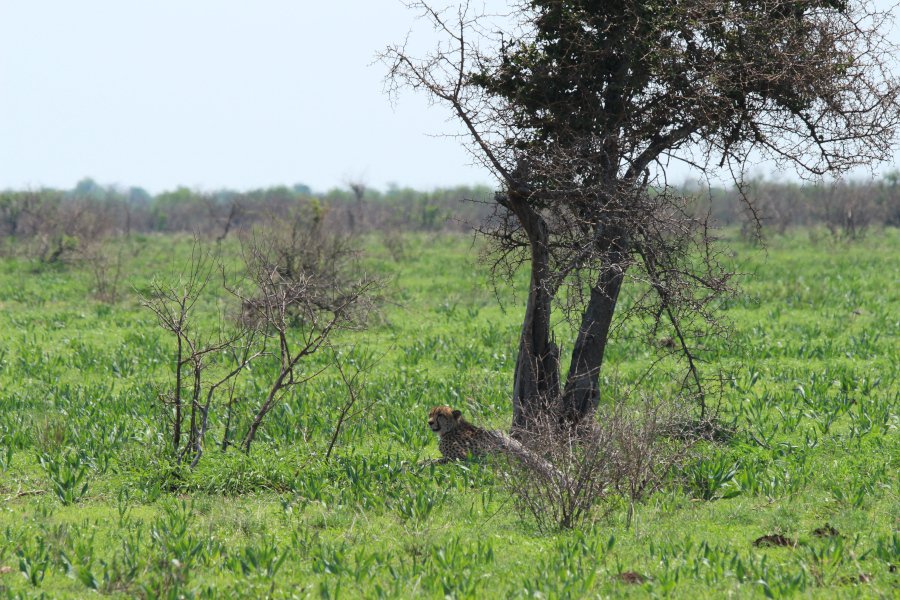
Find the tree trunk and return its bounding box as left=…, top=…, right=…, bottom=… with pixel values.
left=511, top=215, right=628, bottom=430
left=560, top=261, right=625, bottom=422
left=511, top=214, right=560, bottom=432
left=511, top=292, right=560, bottom=431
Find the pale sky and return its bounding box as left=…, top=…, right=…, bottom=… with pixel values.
left=1, top=1, right=898, bottom=194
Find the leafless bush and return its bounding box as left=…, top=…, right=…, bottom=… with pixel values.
left=0, top=190, right=121, bottom=263
left=232, top=220, right=381, bottom=452
left=324, top=346, right=382, bottom=460
left=139, top=240, right=262, bottom=466
left=138, top=208, right=382, bottom=462
left=381, top=229, right=408, bottom=262
left=245, top=199, right=349, bottom=287
left=816, top=181, right=883, bottom=240
left=497, top=396, right=695, bottom=532
left=79, top=240, right=126, bottom=303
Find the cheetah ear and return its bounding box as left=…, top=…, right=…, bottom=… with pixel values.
left=452, top=409, right=462, bottom=420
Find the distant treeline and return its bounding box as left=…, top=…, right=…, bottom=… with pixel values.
left=1, top=176, right=898, bottom=260
left=0, top=178, right=494, bottom=239
left=0, top=179, right=498, bottom=262
left=696, top=176, right=900, bottom=238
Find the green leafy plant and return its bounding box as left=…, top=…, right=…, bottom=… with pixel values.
left=17, top=537, right=51, bottom=587
left=685, top=454, right=740, bottom=501
left=39, top=450, right=90, bottom=505
left=226, top=536, right=287, bottom=580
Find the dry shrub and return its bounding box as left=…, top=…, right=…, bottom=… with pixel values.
left=236, top=200, right=380, bottom=333
left=78, top=240, right=126, bottom=303
left=497, top=397, right=695, bottom=532
left=231, top=208, right=382, bottom=452
left=381, top=229, right=408, bottom=262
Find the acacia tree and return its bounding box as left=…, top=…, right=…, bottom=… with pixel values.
left=385, top=0, right=900, bottom=431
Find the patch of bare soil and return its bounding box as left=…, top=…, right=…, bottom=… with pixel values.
left=753, top=534, right=795, bottom=547
left=616, top=571, right=647, bottom=584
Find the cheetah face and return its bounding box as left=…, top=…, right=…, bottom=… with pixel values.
left=428, top=405, right=462, bottom=436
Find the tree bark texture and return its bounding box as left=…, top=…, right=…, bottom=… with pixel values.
left=512, top=240, right=627, bottom=429
left=560, top=262, right=625, bottom=421
left=511, top=247, right=560, bottom=431
left=509, top=191, right=561, bottom=431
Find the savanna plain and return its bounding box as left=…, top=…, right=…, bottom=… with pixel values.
left=0, top=229, right=897, bottom=598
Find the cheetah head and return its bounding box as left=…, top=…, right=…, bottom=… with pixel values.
left=428, top=405, right=462, bottom=436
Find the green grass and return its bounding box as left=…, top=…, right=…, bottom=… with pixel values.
left=0, top=229, right=897, bottom=598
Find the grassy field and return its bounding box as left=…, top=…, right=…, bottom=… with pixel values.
left=0, top=229, right=897, bottom=598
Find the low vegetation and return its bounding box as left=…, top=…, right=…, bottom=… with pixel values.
left=0, top=228, right=897, bottom=598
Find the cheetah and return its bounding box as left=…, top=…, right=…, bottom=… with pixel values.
left=426, top=405, right=561, bottom=481
left=427, top=405, right=502, bottom=462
